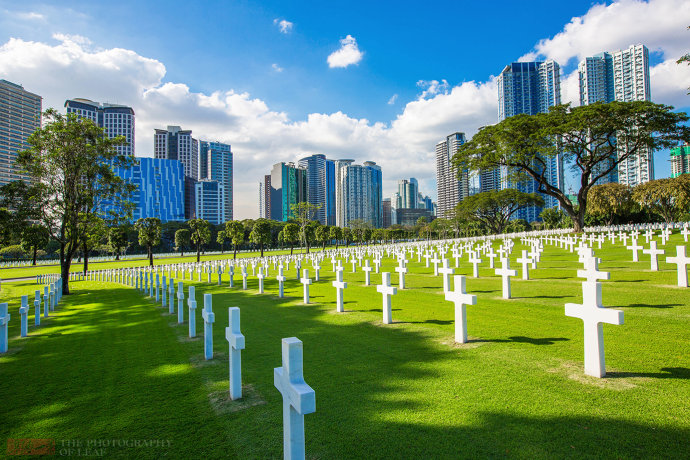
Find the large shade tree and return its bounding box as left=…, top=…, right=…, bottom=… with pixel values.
left=455, top=189, right=544, bottom=234
left=174, top=229, right=190, bottom=257
left=453, top=101, right=689, bottom=232
left=135, top=217, right=162, bottom=266
left=250, top=219, right=272, bottom=257
left=188, top=218, right=211, bottom=262
left=225, top=221, right=245, bottom=259
left=17, top=109, right=135, bottom=293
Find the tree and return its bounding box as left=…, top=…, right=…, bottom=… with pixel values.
left=80, top=214, right=107, bottom=274
left=587, top=183, right=634, bottom=225
left=20, top=224, right=49, bottom=265
left=342, top=227, right=352, bottom=246
left=453, top=101, right=690, bottom=232
left=313, top=225, right=329, bottom=251
left=17, top=109, right=135, bottom=293
left=0, top=245, right=26, bottom=261
left=0, top=180, right=41, bottom=245
left=290, top=202, right=321, bottom=253
left=135, top=217, right=162, bottom=266
left=225, top=221, right=245, bottom=259
left=108, top=225, right=130, bottom=261
left=539, top=208, right=571, bottom=229
left=174, top=229, right=190, bottom=257
left=188, top=219, right=211, bottom=262
left=632, top=176, right=690, bottom=223
left=283, top=223, right=300, bottom=255
left=216, top=230, right=227, bottom=254
left=329, top=226, right=343, bottom=249
left=250, top=219, right=272, bottom=257
left=455, top=189, right=544, bottom=235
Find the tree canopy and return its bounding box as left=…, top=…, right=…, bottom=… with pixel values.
left=188, top=218, right=211, bottom=262
left=135, top=217, right=162, bottom=266
left=455, top=189, right=544, bottom=234
left=453, top=101, right=689, bottom=231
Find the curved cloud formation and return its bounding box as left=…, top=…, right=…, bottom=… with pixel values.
left=327, top=35, right=364, bottom=68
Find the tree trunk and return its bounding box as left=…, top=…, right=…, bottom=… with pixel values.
left=148, top=246, right=154, bottom=266
left=83, top=240, right=89, bottom=275
left=260, top=243, right=264, bottom=258
left=233, top=244, right=237, bottom=260
left=322, top=241, right=326, bottom=252
left=115, top=249, right=120, bottom=261
left=290, top=244, right=294, bottom=256
left=32, top=246, right=37, bottom=265
left=573, top=212, right=585, bottom=233
left=196, top=243, right=201, bottom=263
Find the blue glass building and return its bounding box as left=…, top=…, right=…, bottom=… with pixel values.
left=297, top=154, right=336, bottom=225
left=200, top=140, right=233, bottom=222
left=195, top=179, right=224, bottom=225
left=109, top=157, right=185, bottom=222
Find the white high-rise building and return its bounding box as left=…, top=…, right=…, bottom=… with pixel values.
left=578, top=44, right=653, bottom=186
left=65, top=98, right=135, bottom=158
left=154, top=126, right=199, bottom=179
left=435, top=132, right=466, bottom=218
left=1, top=80, right=41, bottom=186
left=334, top=160, right=382, bottom=228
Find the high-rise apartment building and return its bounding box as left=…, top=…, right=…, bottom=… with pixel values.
left=435, top=132, right=466, bottom=218
left=397, top=179, right=417, bottom=209
left=268, top=162, right=308, bottom=221
left=671, top=145, right=690, bottom=178
left=336, top=160, right=382, bottom=228
left=497, top=60, right=564, bottom=222
left=298, top=154, right=336, bottom=225
left=65, top=98, right=135, bottom=157
left=154, top=126, right=199, bottom=179
left=578, top=44, right=653, bottom=186
left=0, top=80, right=41, bottom=186
left=109, top=157, right=185, bottom=222
left=200, top=141, right=233, bottom=222
left=261, top=175, right=271, bottom=219
left=195, top=180, right=224, bottom=225
left=382, top=198, right=391, bottom=228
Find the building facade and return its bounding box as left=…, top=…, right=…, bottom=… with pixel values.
left=671, top=145, right=690, bottom=178
left=200, top=141, right=233, bottom=222
left=497, top=60, right=564, bottom=222
left=65, top=98, right=135, bottom=157
left=109, top=157, right=185, bottom=223
left=298, top=154, right=336, bottom=225
left=578, top=44, right=653, bottom=186
left=195, top=180, right=224, bottom=225
left=0, top=80, right=41, bottom=186
left=268, top=162, right=308, bottom=221
left=396, top=208, right=434, bottom=227
left=397, top=179, right=418, bottom=209
left=382, top=198, right=391, bottom=228
left=154, top=126, right=199, bottom=179
left=336, top=160, right=382, bottom=228
left=435, top=132, right=466, bottom=218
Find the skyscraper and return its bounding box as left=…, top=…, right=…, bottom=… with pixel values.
left=0, top=80, right=41, bottom=186
left=397, top=179, right=417, bottom=209
left=336, top=160, right=382, bottom=228
left=497, top=60, right=564, bottom=222
left=154, top=126, right=199, bottom=179
left=200, top=141, right=233, bottom=222
left=65, top=98, right=135, bottom=157
left=578, top=44, right=653, bottom=186
left=195, top=180, right=224, bottom=225
left=435, top=132, right=466, bottom=218
left=670, top=145, right=690, bottom=178
left=382, top=198, right=391, bottom=228
left=268, top=162, right=308, bottom=221
left=298, top=154, right=336, bottom=225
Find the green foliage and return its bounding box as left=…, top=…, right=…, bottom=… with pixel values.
left=174, top=229, right=190, bottom=256
left=225, top=220, right=246, bottom=259
left=539, top=208, right=572, bottom=230
left=455, top=189, right=544, bottom=234
left=454, top=101, right=690, bottom=231
left=20, top=224, right=50, bottom=265
left=587, top=183, right=635, bottom=225
left=249, top=219, right=272, bottom=257
left=108, top=225, right=130, bottom=260
left=290, top=202, right=321, bottom=253
left=632, top=175, right=690, bottom=223
left=135, top=217, right=162, bottom=266
left=0, top=244, right=26, bottom=261
left=216, top=230, right=227, bottom=253
left=188, top=219, right=211, bottom=262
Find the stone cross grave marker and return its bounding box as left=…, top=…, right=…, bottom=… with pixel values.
left=258, top=267, right=266, bottom=294
left=333, top=268, right=347, bottom=313
left=228, top=265, right=235, bottom=288
left=516, top=250, right=532, bottom=280
left=626, top=239, right=643, bottom=262
left=43, top=286, right=49, bottom=318
left=300, top=270, right=312, bottom=304
left=469, top=252, right=481, bottom=278
left=226, top=307, right=245, bottom=400
left=34, top=290, right=40, bottom=326
left=177, top=282, right=185, bottom=324
left=439, top=259, right=454, bottom=293
left=168, top=278, right=175, bottom=315
left=19, top=296, right=28, bottom=337
left=202, top=294, right=215, bottom=360
left=242, top=266, right=248, bottom=290
left=445, top=275, right=477, bottom=344
left=0, top=303, right=10, bottom=352
left=395, top=259, right=408, bottom=289
left=666, top=246, right=690, bottom=287
left=362, top=260, right=373, bottom=286
left=274, top=337, right=315, bottom=460
left=431, top=255, right=441, bottom=276
left=188, top=286, right=197, bottom=338
left=495, top=258, right=517, bottom=299
left=377, top=272, right=398, bottom=324
left=642, top=241, right=665, bottom=271
left=277, top=266, right=287, bottom=298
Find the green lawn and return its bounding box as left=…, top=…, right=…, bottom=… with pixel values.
left=1, top=233, right=689, bottom=458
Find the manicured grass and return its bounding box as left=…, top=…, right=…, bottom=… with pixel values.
left=1, top=233, right=689, bottom=458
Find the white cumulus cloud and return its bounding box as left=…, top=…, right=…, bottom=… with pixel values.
left=327, top=35, right=363, bottom=68
left=273, top=19, right=293, bottom=34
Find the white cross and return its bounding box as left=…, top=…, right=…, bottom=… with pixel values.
left=642, top=241, right=665, bottom=271
left=257, top=267, right=266, bottom=294
left=469, top=252, right=481, bottom=278
left=188, top=285, right=197, bottom=338
left=423, top=252, right=432, bottom=268
left=445, top=275, right=477, bottom=344
left=516, top=250, right=533, bottom=280
left=33, top=290, right=40, bottom=326
left=681, top=227, right=690, bottom=242
left=0, top=303, right=9, bottom=353
left=202, top=294, right=215, bottom=360
left=228, top=266, right=235, bottom=288
left=332, top=269, right=348, bottom=312
left=666, top=246, right=690, bottom=287
left=226, top=307, right=245, bottom=400
left=273, top=337, right=315, bottom=460
left=626, top=239, right=643, bottom=262
left=487, top=248, right=497, bottom=269
left=300, top=269, right=312, bottom=304
left=313, top=263, right=321, bottom=282
left=495, top=258, right=517, bottom=299
left=168, top=278, right=175, bottom=315
left=565, top=281, right=624, bottom=378
left=276, top=266, right=287, bottom=298
left=374, top=258, right=381, bottom=273
left=19, top=295, right=28, bottom=338
left=395, top=259, right=408, bottom=289
left=242, top=266, right=248, bottom=290
left=362, top=260, right=373, bottom=286
left=177, top=282, right=185, bottom=324
left=376, top=272, right=398, bottom=324
left=351, top=258, right=357, bottom=273
left=438, top=259, right=455, bottom=293
left=577, top=257, right=610, bottom=283
left=431, top=255, right=441, bottom=276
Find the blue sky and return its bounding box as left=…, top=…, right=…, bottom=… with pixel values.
left=0, top=0, right=688, bottom=218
